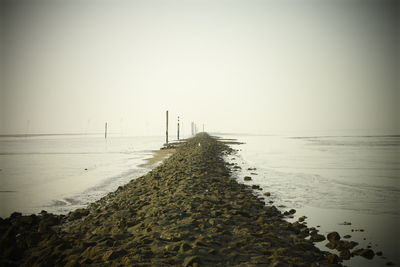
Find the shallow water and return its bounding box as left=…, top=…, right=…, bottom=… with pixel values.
left=223, top=134, right=400, bottom=267
left=0, top=135, right=164, bottom=217
left=1, top=133, right=398, bottom=265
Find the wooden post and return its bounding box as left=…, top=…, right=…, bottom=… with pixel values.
left=177, top=116, right=180, bottom=140
left=105, top=122, right=108, bottom=139
left=166, top=110, right=169, bottom=144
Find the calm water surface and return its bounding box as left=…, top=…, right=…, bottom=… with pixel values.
left=223, top=134, right=399, bottom=267
left=1, top=133, right=398, bottom=266
left=0, top=135, right=163, bottom=217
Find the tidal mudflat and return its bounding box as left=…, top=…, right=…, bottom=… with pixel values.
left=0, top=134, right=393, bottom=266
left=222, top=134, right=399, bottom=267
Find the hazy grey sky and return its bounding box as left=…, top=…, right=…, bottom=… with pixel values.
left=1, top=0, right=398, bottom=136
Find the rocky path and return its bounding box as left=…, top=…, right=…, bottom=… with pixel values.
left=1, top=133, right=342, bottom=266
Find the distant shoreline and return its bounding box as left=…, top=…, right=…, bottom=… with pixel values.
left=0, top=133, right=101, bottom=138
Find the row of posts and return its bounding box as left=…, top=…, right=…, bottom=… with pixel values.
left=165, top=110, right=204, bottom=144
left=103, top=111, right=203, bottom=142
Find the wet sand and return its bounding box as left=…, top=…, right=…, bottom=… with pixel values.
left=0, top=134, right=378, bottom=266
left=139, top=148, right=176, bottom=168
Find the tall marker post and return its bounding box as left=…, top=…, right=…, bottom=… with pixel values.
left=166, top=110, right=169, bottom=144
left=105, top=122, right=108, bottom=139
left=177, top=116, right=180, bottom=140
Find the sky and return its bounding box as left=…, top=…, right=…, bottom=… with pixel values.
left=1, top=0, right=399, bottom=136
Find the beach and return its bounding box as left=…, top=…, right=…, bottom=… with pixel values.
left=1, top=133, right=389, bottom=266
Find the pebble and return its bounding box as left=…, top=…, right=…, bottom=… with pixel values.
left=298, top=216, right=306, bottom=222
left=327, top=232, right=341, bottom=243
left=352, top=248, right=375, bottom=259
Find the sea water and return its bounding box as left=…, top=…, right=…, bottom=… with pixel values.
left=1, top=133, right=398, bottom=266
left=223, top=134, right=400, bottom=267
left=0, top=134, right=164, bottom=217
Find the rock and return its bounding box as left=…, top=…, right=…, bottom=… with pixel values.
left=295, top=242, right=314, bottom=250
left=288, top=209, right=296, bottom=214
left=38, top=222, right=55, bottom=234
left=68, top=208, right=89, bottom=221
left=10, top=212, right=22, bottom=218
left=256, top=217, right=265, bottom=224
left=326, top=253, right=340, bottom=264
left=263, top=192, right=271, bottom=197
left=64, top=259, right=80, bottom=267
left=298, top=216, right=306, bottom=222
left=182, top=256, right=201, bottom=267
left=337, top=240, right=358, bottom=250
left=164, top=243, right=180, bottom=252
left=102, top=249, right=128, bottom=261
left=326, top=242, right=337, bottom=249
left=80, top=258, right=93, bottom=264
left=310, top=233, right=326, bottom=242
left=179, top=242, right=192, bottom=253
left=327, top=232, right=341, bottom=243
left=40, top=210, right=48, bottom=215
left=376, top=251, right=383, bottom=256
left=243, top=176, right=252, bottom=181
left=339, top=249, right=351, bottom=260
left=251, top=185, right=262, bottom=190
left=159, top=232, right=182, bottom=242
left=18, top=232, right=42, bottom=248
left=15, top=215, right=35, bottom=225
left=386, top=262, right=395, bottom=266
left=353, top=248, right=375, bottom=259
left=298, top=227, right=310, bottom=238
left=343, top=234, right=351, bottom=239
left=82, top=245, right=102, bottom=258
